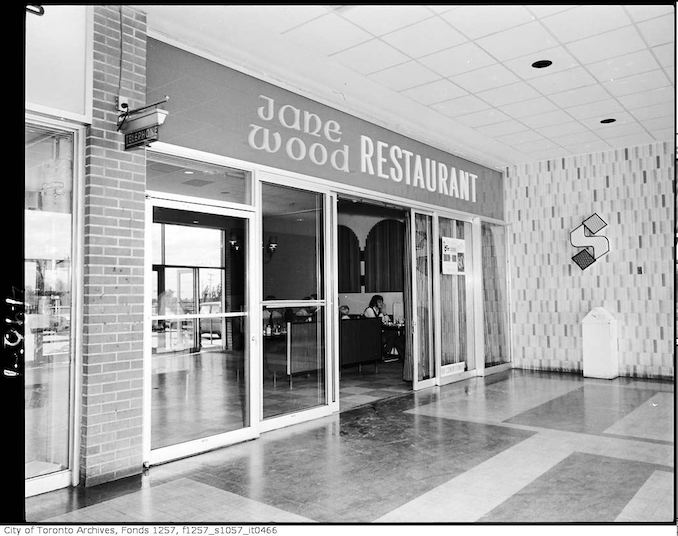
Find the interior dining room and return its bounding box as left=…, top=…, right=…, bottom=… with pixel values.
left=336, top=197, right=411, bottom=410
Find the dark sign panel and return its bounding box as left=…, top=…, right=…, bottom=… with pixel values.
left=125, top=125, right=159, bottom=150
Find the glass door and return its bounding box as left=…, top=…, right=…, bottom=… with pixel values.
left=24, top=123, right=78, bottom=496
left=148, top=201, right=252, bottom=461
left=260, top=181, right=328, bottom=421
left=438, top=216, right=475, bottom=380
left=408, top=211, right=437, bottom=390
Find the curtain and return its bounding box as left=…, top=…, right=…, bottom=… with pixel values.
left=402, top=213, right=413, bottom=381
left=337, top=225, right=361, bottom=293
left=365, top=219, right=404, bottom=292
left=481, top=223, right=508, bottom=365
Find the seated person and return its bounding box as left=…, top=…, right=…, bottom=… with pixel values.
left=363, top=294, right=387, bottom=323
left=363, top=295, right=404, bottom=361
left=339, top=305, right=350, bottom=320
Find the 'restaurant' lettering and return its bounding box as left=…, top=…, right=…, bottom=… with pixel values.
left=359, top=135, right=478, bottom=202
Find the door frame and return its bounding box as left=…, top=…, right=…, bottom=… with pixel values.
left=143, top=195, right=258, bottom=466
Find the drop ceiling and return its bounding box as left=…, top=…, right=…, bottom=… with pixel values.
left=139, top=4, right=675, bottom=171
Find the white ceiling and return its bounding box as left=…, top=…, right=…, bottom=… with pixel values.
left=139, top=4, right=675, bottom=171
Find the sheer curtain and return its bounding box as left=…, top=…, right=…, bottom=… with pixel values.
left=402, top=213, right=413, bottom=381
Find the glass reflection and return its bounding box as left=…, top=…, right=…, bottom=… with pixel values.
left=25, top=125, right=74, bottom=479
left=262, top=306, right=325, bottom=419
left=151, top=318, right=247, bottom=448
left=150, top=204, right=249, bottom=448
left=262, top=183, right=324, bottom=301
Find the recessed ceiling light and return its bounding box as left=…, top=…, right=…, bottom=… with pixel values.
left=600, top=118, right=616, bottom=124
left=531, top=60, right=552, bottom=69
left=183, top=170, right=194, bottom=174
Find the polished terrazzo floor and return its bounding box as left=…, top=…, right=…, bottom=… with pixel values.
left=26, top=370, right=674, bottom=523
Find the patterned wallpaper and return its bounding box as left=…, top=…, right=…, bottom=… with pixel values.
left=505, top=141, right=674, bottom=379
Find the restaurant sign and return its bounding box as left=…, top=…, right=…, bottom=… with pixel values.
left=147, top=39, right=504, bottom=220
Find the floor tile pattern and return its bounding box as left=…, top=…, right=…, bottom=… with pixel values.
left=27, top=370, right=674, bottom=524
left=478, top=452, right=671, bottom=522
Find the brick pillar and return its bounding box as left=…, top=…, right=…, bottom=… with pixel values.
left=80, top=5, right=147, bottom=487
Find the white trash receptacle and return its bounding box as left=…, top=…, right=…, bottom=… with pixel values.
left=582, top=307, right=618, bottom=379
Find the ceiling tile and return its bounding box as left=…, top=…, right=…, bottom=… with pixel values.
left=284, top=13, right=372, bottom=55
left=548, top=85, right=611, bottom=108
left=511, top=138, right=560, bottom=152
left=616, top=85, right=674, bottom=108
left=561, top=140, right=612, bottom=154
left=332, top=39, right=409, bottom=75
left=431, top=94, right=491, bottom=117
left=503, top=46, right=579, bottom=79
left=651, top=43, right=674, bottom=68
left=593, top=121, right=645, bottom=139
left=499, top=96, right=560, bottom=118
left=455, top=108, right=511, bottom=127
left=250, top=5, right=330, bottom=33
left=381, top=17, right=466, bottom=58
left=419, top=42, right=496, bottom=77
left=401, top=79, right=467, bottom=105
left=641, top=116, right=674, bottom=131
left=475, top=120, right=529, bottom=137
left=494, top=129, right=546, bottom=145
left=527, top=66, right=597, bottom=95
left=526, top=5, right=577, bottom=18
left=441, top=5, right=534, bottom=39
left=367, top=60, right=440, bottom=92
left=588, top=50, right=661, bottom=83
left=636, top=14, right=675, bottom=47
left=521, top=109, right=577, bottom=128
left=453, top=64, right=519, bottom=93
left=603, top=132, right=654, bottom=147
left=579, top=111, right=638, bottom=130
left=536, top=121, right=589, bottom=138
left=602, top=69, right=671, bottom=97
left=475, top=21, right=559, bottom=61
left=339, top=5, right=432, bottom=36
left=564, top=99, right=625, bottom=120
left=627, top=101, right=675, bottom=120
left=476, top=81, right=541, bottom=106
left=552, top=130, right=602, bottom=145
left=540, top=5, right=632, bottom=43
left=624, top=5, right=675, bottom=23
left=566, top=26, right=646, bottom=64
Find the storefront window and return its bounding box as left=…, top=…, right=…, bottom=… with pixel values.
left=24, top=125, right=74, bottom=479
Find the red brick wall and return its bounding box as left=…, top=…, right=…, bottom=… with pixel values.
left=80, top=5, right=147, bottom=487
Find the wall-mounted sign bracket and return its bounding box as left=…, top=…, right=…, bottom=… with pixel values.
left=117, top=96, right=170, bottom=150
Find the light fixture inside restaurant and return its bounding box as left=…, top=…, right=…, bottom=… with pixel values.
left=600, top=118, right=616, bottom=124
left=531, top=60, right=552, bottom=69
